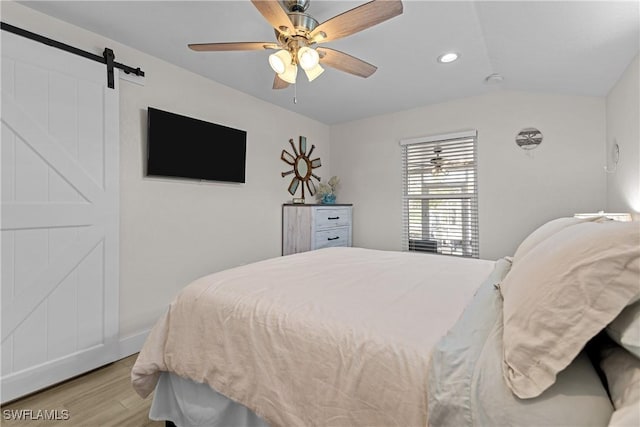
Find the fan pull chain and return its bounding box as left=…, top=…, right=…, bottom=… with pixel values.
left=293, top=83, right=297, bottom=104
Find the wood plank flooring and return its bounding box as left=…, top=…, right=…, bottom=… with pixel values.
left=1, top=354, right=162, bottom=427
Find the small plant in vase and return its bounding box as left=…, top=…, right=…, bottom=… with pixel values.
left=317, top=176, right=339, bottom=204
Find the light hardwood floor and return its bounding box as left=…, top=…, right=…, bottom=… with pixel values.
left=1, top=354, right=162, bottom=427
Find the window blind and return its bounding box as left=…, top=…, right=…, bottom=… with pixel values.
left=401, top=130, right=479, bottom=258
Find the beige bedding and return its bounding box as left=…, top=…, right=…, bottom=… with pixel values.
left=132, top=247, right=495, bottom=426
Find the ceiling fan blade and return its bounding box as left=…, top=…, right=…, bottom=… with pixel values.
left=311, top=0, right=403, bottom=43
left=317, top=48, right=377, bottom=78
left=188, top=42, right=278, bottom=52
left=273, top=74, right=290, bottom=90
left=251, top=0, right=295, bottom=35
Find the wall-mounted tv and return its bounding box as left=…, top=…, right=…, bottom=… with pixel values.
left=146, top=107, right=247, bottom=183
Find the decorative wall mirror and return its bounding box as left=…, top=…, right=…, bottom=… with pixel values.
left=281, top=136, right=321, bottom=202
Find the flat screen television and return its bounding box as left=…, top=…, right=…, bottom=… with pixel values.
left=146, top=107, right=247, bottom=183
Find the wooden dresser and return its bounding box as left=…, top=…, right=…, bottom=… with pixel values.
left=282, top=204, right=353, bottom=255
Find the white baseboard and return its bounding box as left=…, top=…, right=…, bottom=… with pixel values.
left=118, top=330, right=150, bottom=359
left=2, top=332, right=151, bottom=403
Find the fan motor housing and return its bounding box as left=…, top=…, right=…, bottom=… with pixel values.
left=283, top=0, right=310, bottom=13
left=288, top=12, right=318, bottom=33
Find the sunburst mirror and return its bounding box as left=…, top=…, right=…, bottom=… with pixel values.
left=281, top=136, right=321, bottom=202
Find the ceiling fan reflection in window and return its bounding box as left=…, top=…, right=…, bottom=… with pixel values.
left=429, top=145, right=474, bottom=177
left=430, top=146, right=448, bottom=176
left=188, top=0, right=403, bottom=88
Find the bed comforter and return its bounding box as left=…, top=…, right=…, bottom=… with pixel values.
left=132, top=247, right=495, bottom=426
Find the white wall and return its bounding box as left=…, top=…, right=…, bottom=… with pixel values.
left=330, top=91, right=606, bottom=260
left=3, top=1, right=627, bottom=341
left=606, top=55, right=640, bottom=218
left=2, top=2, right=331, bottom=338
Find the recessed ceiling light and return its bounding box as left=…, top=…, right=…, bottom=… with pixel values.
left=437, top=52, right=459, bottom=63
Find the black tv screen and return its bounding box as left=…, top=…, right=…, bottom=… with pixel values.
left=146, top=107, right=246, bottom=183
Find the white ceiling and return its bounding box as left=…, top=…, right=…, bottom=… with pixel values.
left=18, top=1, right=640, bottom=125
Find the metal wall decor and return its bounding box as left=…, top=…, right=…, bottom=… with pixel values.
left=516, top=127, right=543, bottom=150
left=604, top=140, right=620, bottom=174
left=281, top=136, right=321, bottom=202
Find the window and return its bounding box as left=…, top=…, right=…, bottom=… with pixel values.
left=401, top=130, right=479, bottom=258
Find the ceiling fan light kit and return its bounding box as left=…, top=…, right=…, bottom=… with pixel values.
left=280, top=59, right=298, bottom=84
left=297, top=46, right=319, bottom=70
left=268, top=49, right=289, bottom=74
left=304, top=63, right=324, bottom=82
left=188, top=0, right=403, bottom=89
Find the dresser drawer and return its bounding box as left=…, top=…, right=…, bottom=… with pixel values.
left=282, top=204, right=352, bottom=256
left=314, top=227, right=350, bottom=249
left=314, top=207, right=351, bottom=229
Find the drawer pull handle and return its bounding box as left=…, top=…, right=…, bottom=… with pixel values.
left=327, top=236, right=340, bottom=241
left=328, top=216, right=340, bottom=220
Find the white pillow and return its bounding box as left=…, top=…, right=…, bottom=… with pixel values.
left=600, top=346, right=640, bottom=427
left=512, top=216, right=604, bottom=264
left=607, top=300, right=640, bottom=359
left=428, top=259, right=613, bottom=426
left=501, top=221, right=640, bottom=399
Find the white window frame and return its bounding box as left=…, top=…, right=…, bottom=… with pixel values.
left=400, top=130, right=479, bottom=258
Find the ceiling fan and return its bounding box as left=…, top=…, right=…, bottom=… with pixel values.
left=430, top=146, right=448, bottom=176
left=188, top=0, right=403, bottom=89
left=429, top=145, right=475, bottom=176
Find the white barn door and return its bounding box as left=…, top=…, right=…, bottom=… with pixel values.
left=1, top=31, right=119, bottom=402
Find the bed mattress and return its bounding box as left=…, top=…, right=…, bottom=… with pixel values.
left=132, top=247, right=495, bottom=426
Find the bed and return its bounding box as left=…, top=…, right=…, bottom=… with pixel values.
left=132, top=218, right=640, bottom=427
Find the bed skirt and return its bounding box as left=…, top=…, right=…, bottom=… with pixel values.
left=151, top=372, right=268, bottom=427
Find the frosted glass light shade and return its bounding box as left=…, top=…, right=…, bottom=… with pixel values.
left=304, top=63, right=324, bottom=82
left=269, top=50, right=291, bottom=74
left=279, top=61, right=298, bottom=84
left=298, top=47, right=319, bottom=70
